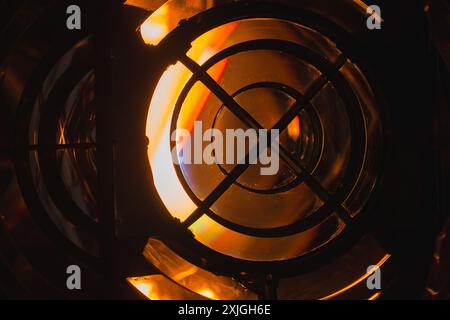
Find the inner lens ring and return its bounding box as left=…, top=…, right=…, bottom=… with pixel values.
left=211, top=81, right=323, bottom=194
left=165, top=38, right=365, bottom=237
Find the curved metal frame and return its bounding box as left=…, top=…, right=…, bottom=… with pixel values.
left=140, top=0, right=388, bottom=280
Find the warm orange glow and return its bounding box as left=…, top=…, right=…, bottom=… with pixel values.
left=177, top=58, right=230, bottom=134
left=135, top=282, right=153, bottom=297
left=140, top=5, right=169, bottom=45
left=425, top=287, right=439, bottom=296
left=198, top=289, right=218, bottom=300
left=58, top=121, right=66, bottom=145
left=128, top=277, right=159, bottom=299
left=125, top=0, right=166, bottom=12
left=146, top=62, right=196, bottom=221
left=320, top=254, right=391, bottom=300
left=144, top=15, right=236, bottom=221
left=127, top=275, right=235, bottom=300
left=287, top=117, right=301, bottom=141
left=127, top=275, right=209, bottom=300
left=139, top=0, right=231, bottom=47
left=141, top=23, right=168, bottom=45
left=368, top=291, right=381, bottom=300
left=189, top=214, right=344, bottom=261
left=143, top=12, right=348, bottom=261
left=142, top=238, right=258, bottom=300
left=351, top=0, right=383, bottom=23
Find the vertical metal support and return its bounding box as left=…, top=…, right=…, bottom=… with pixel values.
left=95, top=0, right=121, bottom=298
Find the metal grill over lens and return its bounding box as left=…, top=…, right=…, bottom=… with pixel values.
left=146, top=17, right=382, bottom=262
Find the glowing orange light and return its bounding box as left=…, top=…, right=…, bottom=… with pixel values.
left=127, top=277, right=159, bottom=299
left=141, top=23, right=168, bottom=44
left=287, top=117, right=301, bottom=141
left=368, top=291, right=381, bottom=300
left=141, top=238, right=258, bottom=300
left=177, top=58, right=230, bottom=134
left=58, top=121, right=66, bottom=145
left=351, top=0, right=384, bottom=23
left=189, top=214, right=344, bottom=261
left=128, top=276, right=226, bottom=300
left=144, top=16, right=237, bottom=221
left=198, top=289, right=218, bottom=300
left=320, top=254, right=391, bottom=300
left=140, top=6, right=169, bottom=45
left=127, top=275, right=210, bottom=300
left=135, top=282, right=153, bottom=297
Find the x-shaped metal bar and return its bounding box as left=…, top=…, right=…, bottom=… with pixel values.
left=179, top=53, right=351, bottom=228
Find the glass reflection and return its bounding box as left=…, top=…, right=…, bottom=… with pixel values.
left=142, top=238, right=258, bottom=300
